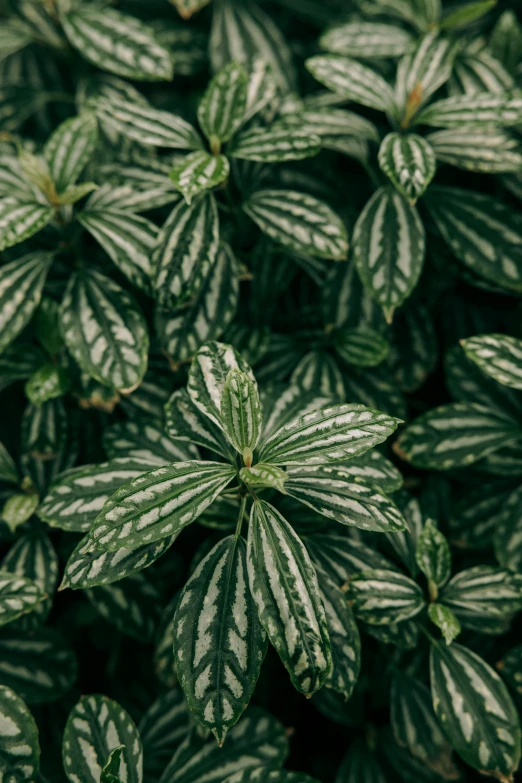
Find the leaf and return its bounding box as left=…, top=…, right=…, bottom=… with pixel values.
left=90, top=461, right=236, bottom=551
left=104, top=420, right=198, bottom=466
left=320, top=21, right=413, bottom=58
left=0, top=685, right=40, bottom=783
left=352, top=186, right=425, bottom=322
left=388, top=303, right=438, bottom=392
left=334, top=450, right=403, bottom=493
left=0, top=252, right=52, bottom=357
left=334, top=326, right=390, bottom=367
left=62, top=695, right=143, bottom=783
left=60, top=269, right=149, bottom=392
left=229, top=127, right=321, bottom=162
left=224, top=770, right=322, bottom=783
left=153, top=194, right=219, bottom=308
left=348, top=569, right=425, bottom=625
left=278, top=107, right=379, bottom=148
left=170, top=152, right=230, bottom=204
left=244, top=190, right=348, bottom=260
left=86, top=571, right=161, bottom=642
left=428, top=603, right=461, bottom=645
left=259, top=403, right=400, bottom=467
left=101, top=745, right=125, bottom=783
left=0, top=626, right=77, bottom=703
left=44, top=111, right=98, bottom=192
left=60, top=6, right=173, bottom=81
left=0, top=570, right=43, bottom=627
left=439, top=565, right=522, bottom=631
left=378, top=132, right=436, bottom=204
left=78, top=208, right=159, bottom=293
left=394, top=403, right=522, bottom=470
left=395, top=32, right=458, bottom=121
left=427, top=129, right=522, bottom=173
left=0, top=199, right=53, bottom=251
left=0, top=441, right=18, bottom=484
left=416, top=91, right=522, bottom=128
left=285, top=465, right=407, bottom=533
left=430, top=641, right=521, bottom=781
left=440, top=0, right=496, bottom=29
left=154, top=596, right=178, bottom=689
left=25, top=363, right=70, bottom=405
left=139, top=688, right=190, bottom=781
left=171, top=0, right=211, bottom=20
left=156, top=243, right=239, bottom=364
left=247, top=501, right=331, bottom=695
left=221, top=369, right=263, bottom=457
left=165, top=389, right=234, bottom=460
left=416, top=519, right=452, bottom=591
left=2, top=493, right=39, bottom=533
left=239, top=464, right=287, bottom=493
left=306, top=533, right=400, bottom=586
left=174, top=535, right=267, bottom=744
left=198, top=62, right=248, bottom=148
left=305, top=55, right=395, bottom=112
left=497, top=645, right=522, bottom=698
left=335, top=739, right=387, bottom=783
left=96, top=98, right=203, bottom=149
left=461, top=334, right=522, bottom=390
left=290, top=352, right=345, bottom=401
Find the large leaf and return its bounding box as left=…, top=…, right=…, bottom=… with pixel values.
left=198, top=61, right=248, bottom=148
left=139, top=688, right=190, bottom=781
left=416, top=91, right=522, bottom=128
left=306, top=534, right=400, bottom=586
left=320, top=21, right=412, bottom=58
left=427, top=128, right=522, bottom=173
left=229, top=127, right=321, bottom=163
left=0, top=252, right=52, bottom=355
left=247, top=501, right=331, bottom=695
left=259, top=403, right=400, bottom=466
left=60, top=269, right=149, bottom=392
left=0, top=685, right=40, bottom=783
left=86, top=571, right=161, bottom=642
left=0, top=570, right=43, bottom=627
left=243, top=190, right=348, bottom=260
left=165, top=388, right=234, bottom=460
left=306, top=55, right=395, bottom=112
left=439, top=565, right=522, bottom=631
left=63, top=695, right=143, bottom=783
left=461, top=334, right=522, bottom=390
left=378, top=132, right=436, bottom=204
left=174, top=535, right=267, bottom=743
left=415, top=519, right=452, bottom=591
left=0, top=199, right=53, bottom=252
left=44, top=111, right=98, bottom=192
left=95, top=99, right=202, bottom=149
left=103, top=420, right=198, bottom=466
left=90, top=461, right=236, bottom=550
left=221, top=369, right=263, bottom=457
left=2, top=531, right=58, bottom=626
left=430, top=641, right=521, bottom=780
left=395, top=32, right=458, bottom=121
left=352, top=186, right=425, bottom=322
left=348, top=568, right=425, bottom=625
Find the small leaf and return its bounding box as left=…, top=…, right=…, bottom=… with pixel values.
left=306, top=55, right=395, bottom=112
left=25, top=363, right=70, bottom=405
left=221, top=369, right=263, bottom=457
left=461, top=334, right=522, bottom=390
left=320, top=21, right=413, bottom=58
left=439, top=565, right=522, bottom=632
left=415, top=519, right=452, bottom=591
left=101, top=746, right=125, bottom=783
left=348, top=569, right=425, bottom=625
left=0, top=570, right=43, bottom=627
left=428, top=603, right=461, bottom=645
left=334, top=325, right=390, bottom=367
left=2, top=493, right=39, bottom=533
left=0, top=685, right=40, bottom=783
left=0, top=199, right=53, bottom=251
left=44, top=111, right=98, bottom=192
left=170, top=152, right=229, bottom=204
left=198, top=62, right=248, bottom=148
left=239, top=464, right=287, bottom=493
left=378, top=132, right=436, bottom=203
left=229, top=127, right=320, bottom=162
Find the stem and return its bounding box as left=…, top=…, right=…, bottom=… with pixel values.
left=235, top=495, right=247, bottom=539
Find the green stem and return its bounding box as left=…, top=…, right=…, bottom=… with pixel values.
left=235, top=495, right=247, bottom=539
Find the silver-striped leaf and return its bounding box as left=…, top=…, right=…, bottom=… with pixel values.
left=0, top=199, right=53, bottom=251
left=305, top=55, right=395, bottom=112
left=224, top=770, right=321, bottom=783
left=261, top=383, right=334, bottom=443
left=62, top=695, right=143, bottom=783
left=247, top=501, right=331, bottom=695
left=285, top=465, right=407, bottom=533
left=242, top=57, right=278, bottom=124
left=170, top=152, right=230, bottom=205
left=243, top=190, right=348, bottom=260
left=378, top=132, right=436, bottom=204
left=139, top=688, right=190, bottom=781
left=153, top=194, right=219, bottom=308
left=103, top=420, right=198, bottom=466
left=2, top=493, right=39, bottom=534
left=0, top=252, right=52, bottom=355
left=427, top=128, right=522, bottom=173
left=258, top=403, right=400, bottom=467
left=197, top=61, right=248, bottom=148
left=430, top=641, right=521, bottom=780
left=461, top=334, right=522, bottom=390
left=334, top=326, right=390, bottom=368
left=415, top=519, right=452, bottom=591
left=221, top=369, right=263, bottom=456
left=289, top=352, right=344, bottom=402
left=90, top=461, right=236, bottom=551
left=416, top=91, right=522, bottom=128
left=229, top=127, right=321, bottom=163
left=60, top=269, right=149, bottom=392
left=0, top=571, right=43, bottom=627
left=439, top=565, right=522, bottom=632
left=320, top=21, right=412, bottom=58
left=394, top=402, right=522, bottom=470
left=347, top=569, right=425, bottom=625
left=352, top=186, right=425, bottom=322
left=395, top=32, right=458, bottom=121
left=24, top=363, right=69, bottom=406
left=428, top=603, right=461, bottom=646
left=44, top=111, right=98, bottom=192
left=85, top=571, right=161, bottom=642
left=60, top=6, right=173, bottom=81
left=0, top=685, right=40, bottom=783
left=334, top=450, right=403, bottom=493
left=85, top=181, right=179, bottom=214
left=174, top=535, right=267, bottom=744
left=165, top=388, right=234, bottom=460
left=278, top=107, right=379, bottom=148
left=239, top=464, right=287, bottom=493
left=96, top=98, right=203, bottom=150
left=101, top=746, right=125, bottom=783
left=2, top=532, right=58, bottom=627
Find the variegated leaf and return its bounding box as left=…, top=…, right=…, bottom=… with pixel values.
left=229, top=127, right=320, bottom=162
left=174, top=535, right=267, bottom=744
left=305, top=55, right=395, bottom=112
left=2, top=532, right=58, bottom=627
left=334, top=326, right=389, bottom=368
left=278, top=107, right=379, bottom=148
left=44, top=111, right=98, bottom=192
left=285, top=465, right=407, bottom=533
left=261, top=383, right=334, bottom=443
left=0, top=685, right=40, bottom=783
left=461, top=334, right=522, bottom=390
left=101, top=746, right=124, bottom=783
left=63, top=695, right=143, bottom=783
left=239, top=464, right=287, bottom=493
left=0, top=252, right=52, bottom=355
left=60, top=6, right=173, bottom=81
left=290, top=352, right=344, bottom=402
left=247, top=501, right=331, bottom=695
left=352, top=186, right=425, bottom=322
left=337, top=450, right=402, bottom=493
left=104, top=420, right=198, bottom=466
left=348, top=569, right=425, bottom=625
left=170, top=152, right=229, bottom=204
left=96, top=98, right=203, bottom=149
left=86, top=571, right=161, bottom=642
left=415, top=519, right=452, bottom=592
left=0, top=441, right=18, bottom=484
left=153, top=194, right=219, bottom=307
left=416, top=91, right=522, bottom=128
left=427, top=128, right=522, bottom=173
left=243, top=190, right=348, bottom=260
left=60, top=269, right=149, bottom=392
left=430, top=641, right=521, bottom=780
left=90, top=461, right=236, bottom=551
left=378, top=132, right=436, bottom=203
left=2, top=493, right=39, bottom=534
left=259, top=403, right=400, bottom=467
left=439, top=565, right=522, bottom=632
left=0, top=199, right=53, bottom=252
left=25, top=363, right=69, bottom=405
left=224, top=770, right=321, bottom=783
left=497, top=645, right=522, bottom=698
left=198, top=61, right=248, bottom=148
left=221, top=369, right=262, bottom=457
left=139, top=688, right=190, bottom=780
left=320, top=21, right=412, bottom=58
left=0, top=570, right=43, bottom=627
left=428, top=603, right=461, bottom=646
left=242, top=58, right=278, bottom=123
left=165, top=388, right=234, bottom=460
left=85, top=181, right=178, bottom=214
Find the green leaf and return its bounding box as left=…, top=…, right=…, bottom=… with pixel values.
left=101, top=745, right=125, bottom=783
left=198, top=62, right=248, bottom=148
left=44, top=111, right=98, bottom=192
left=25, top=363, right=70, bottom=405
left=305, top=55, right=395, bottom=112
left=86, top=570, right=161, bottom=642
left=62, top=695, right=142, bottom=783
left=247, top=501, right=331, bottom=695
left=415, top=519, right=452, bottom=591
left=335, top=739, right=387, bottom=783
left=0, top=570, right=43, bottom=627
left=306, top=532, right=400, bottom=586
left=171, top=0, right=211, bottom=19
left=461, top=334, right=522, bottom=390
left=243, top=190, right=348, bottom=260
left=139, top=688, right=190, bottom=780
left=388, top=303, right=438, bottom=393
left=320, top=21, right=413, bottom=58
left=439, top=565, right=522, bottom=632
left=498, top=645, right=522, bottom=698
left=428, top=603, right=461, bottom=645
left=440, top=0, right=496, bottom=30
left=224, top=770, right=321, bottom=783
left=416, top=91, right=522, bottom=128
left=90, top=461, right=236, bottom=551
left=78, top=208, right=159, bottom=293
left=60, top=269, right=149, bottom=392
left=239, top=464, right=287, bottom=493
left=334, top=326, right=390, bottom=367
left=165, top=389, right=234, bottom=460
left=154, top=596, right=179, bottom=689
left=259, top=403, right=400, bottom=467
left=490, top=11, right=522, bottom=75
left=430, top=641, right=521, bottom=780
left=395, top=32, right=458, bottom=121
left=348, top=569, right=425, bottom=625
left=278, top=107, right=379, bottom=149
left=378, top=132, right=436, bottom=204
left=285, top=465, right=407, bottom=533
left=2, top=493, right=39, bottom=533
left=334, top=450, right=403, bottom=493
left=0, top=198, right=53, bottom=251
left=221, top=369, right=263, bottom=457
left=0, top=252, right=52, bottom=356
left=170, top=152, right=230, bottom=204
left=352, top=186, right=425, bottom=322
left=427, top=129, right=522, bottom=173
left=60, top=6, right=173, bottom=81
left=96, top=98, right=203, bottom=149
left=229, top=127, right=321, bottom=162
left=0, top=441, right=18, bottom=484
left=290, top=352, right=344, bottom=401
left=153, top=194, right=219, bottom=307
left=174, top=535, right=267, bottom=744
left=394, top=402, right=522, bottom=470
left=0, top=685, right=40, bottom=783
left=104, top=420, right=198, bottom=466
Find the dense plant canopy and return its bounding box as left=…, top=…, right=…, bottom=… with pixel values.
left=1, top=0, right=522, bottom=782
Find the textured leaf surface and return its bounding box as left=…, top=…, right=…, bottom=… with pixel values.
left=439, top=565, right=522, bottom=631
left=428, top=603, right=461, bottom=646
left=170, top=152, right=229, bottom=205
left=104, top=420, right=197, bottom=466
left=306, top=55, right=395, bottom=111
left=2, top=531, right=58, bottom=626
left=416, top=520, right=452, bottom=590
left=86, top=571, right=161, bottom=642
left=0, top=253, right=51, bottom=355
left=198, top=61, right=248, bottom=146
left=334, top=326, right=389, bottom=368
left=96, top=99, right=202, bottom=149
left=427, top=128, right=522, bottom=173
left=221, top=369, right=262, bottom=455
left=224, top=770, right=321, bottom=783
left=230, top=127, right=320, bottom=162
left=0, top=199, right=53, bottom=252
left=378, top=132, right=436, bottom=203
left=44, top=111, right=98, bottom=192
left=348, top=569, right=425, bottom=625
left=239, top=464, right=287, bottom=493
left=416, top=91, right=522, bottom=128
left=461, top=334, right=522, bottom=390
left=320, top=21, right=412, bottom=58
left=165, top=388, right=234, bottom=459
left=0, top=570, right=43, bottom=627
left=395, top=32, right=458, bottom=120
left=139, top=688, right=190, bottom=780
left=0, top=684, right=40, bottom=783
